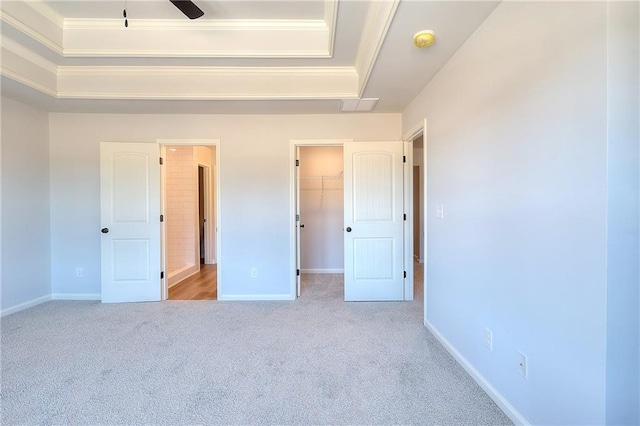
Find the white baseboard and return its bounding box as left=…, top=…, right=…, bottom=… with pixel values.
left=1, top=295, right=51, bottom=317
left=168, top=265, right=200, bottom=287
left=301, top=269, right=344, bottom=274
left=425, top=320, right=530, bottom=426
left=51, top=293, right=101, bottom=301
left=217, top=293, right=294, bottom=301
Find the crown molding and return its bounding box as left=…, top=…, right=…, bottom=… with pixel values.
left=1, top=36, right=58, bottom=74
left=55, top=92, right=360, bottom=101
left=63, top=18, right=328, bottom=31
left=354, top=0, right=400, bottom=96
left=56, top=65, right=359, bottom=100
left=25, top=0, right=63, bottom=28
left=324, top=0, right=339, bottom=57
left=1, top=68, right=57, bottom=98
left=61, top=49, right=332, bottom=59
left=63, top=19, right=332, bottom=58
left=0, top=9, right=63, bottom=55
left=57, top=66, right=356, bottom=77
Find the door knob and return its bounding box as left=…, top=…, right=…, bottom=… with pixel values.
left=300, top=224, right=305, bottom=228
left=101, top=228, right=109, bottom=234
left=346, top=227, right=352, bottom=232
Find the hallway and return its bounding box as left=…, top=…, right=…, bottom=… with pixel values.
left=168, top=264, right=217, bottom=300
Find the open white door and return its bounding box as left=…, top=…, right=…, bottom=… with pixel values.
left=100, top=142, right=161, bottom=303
left=344, top=141, right=405, bottom=301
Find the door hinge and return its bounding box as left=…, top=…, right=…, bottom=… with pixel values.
left=296, top=214, right=300, bottom=221
left=160, top=214, right=164, bottom=222
left=296, top=159, right=300, bottom=167
left=403, top=213, right=407, bottom=221
left=404, top=271, right=407, bottom=278
left=161, top=271, right=165, bottom=279
left=403, top=155, right=407, bottom=163
left=297, top=269, right=300, bottom=276
left=159, top=157, right=164, bottom=165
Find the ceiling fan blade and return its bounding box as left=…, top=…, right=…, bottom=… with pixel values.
left=169, top=0, right=204, bottom=19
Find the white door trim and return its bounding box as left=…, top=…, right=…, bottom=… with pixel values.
left=157, top=139, right=221, bottom=301
left=403, top=119, right=428, bottom=319
left=403, top=141, right=414, bottom=301
left=289, top=139, right=352, bottom=300
left=290, top=138, right=412, bottom=302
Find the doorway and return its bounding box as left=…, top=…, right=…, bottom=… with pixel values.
left=412, top=134, right=424, bottom=264
left=162, top=144, right=218, bottom=300
left=297, top=145, right=345, bottom=299
left=292, top=139, right=409, bottom=302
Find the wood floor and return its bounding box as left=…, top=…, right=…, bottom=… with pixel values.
left=168, top=264, right=217, bottom=300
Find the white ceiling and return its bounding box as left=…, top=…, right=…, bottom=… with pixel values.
left=0, top=0, right=500, bottom=114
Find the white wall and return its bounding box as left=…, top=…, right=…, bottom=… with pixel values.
left=48, top=114, right=401, bottom=300
left=1, top=97, right=51, bottom=313
left=605, top=2, right=640, bottom=424
left=299, top=146, right=344, bottom=272
left=403, top=2, right=610, bottom=424
left=166, top=146, right=196, bottom=279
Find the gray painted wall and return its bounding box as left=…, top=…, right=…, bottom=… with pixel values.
left=605, top=2, right=640, bottom=424
left=1, top=97, right=51, bottom=311
left=47, top=113, right=400, bottom=300
left=403, top=2, right=613, bottom=424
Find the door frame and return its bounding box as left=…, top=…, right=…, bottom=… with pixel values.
left=290, top=139, right=351, bottom=299
left=289, top=138, right=413, bottom=301
left=197, top=164, right=215, bottom=265
left=158, top=139, right=221, bottom=301
left=403, top=119, right=428, bottom=321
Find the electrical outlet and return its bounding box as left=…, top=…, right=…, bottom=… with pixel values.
left=484, top=328, right=493, bottom=351
left=75, top=267, right=83, bottom=278
left=250, top=267, right=258, bottom=279
left=517, top=351, right=528, bottom=379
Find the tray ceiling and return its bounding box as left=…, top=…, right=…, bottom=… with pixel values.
left=0, top=0, right=500, bottom=114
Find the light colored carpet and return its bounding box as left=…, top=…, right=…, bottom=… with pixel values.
left=1, top=264, right=512, bottom=425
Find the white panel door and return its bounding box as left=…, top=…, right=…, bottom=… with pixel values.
left=100, top=142, right=161, bottom=303
left=344, top=141, right=404, bottom=301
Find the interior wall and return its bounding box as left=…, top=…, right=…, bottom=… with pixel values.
left=299, top=146, right=344, bottom=272
left=166, top=146, right=196, bottom=279
left=1, top=97, right=51, bottom=312
left=48, top=113, right=401, bottom=300
left=403, top=2, right=609, bottom=424
left=605, top=2, right=640, bottom=424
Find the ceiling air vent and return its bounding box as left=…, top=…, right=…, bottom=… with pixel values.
left=340, top=98, right=379, bottom=112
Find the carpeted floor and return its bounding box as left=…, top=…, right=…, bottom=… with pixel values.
left=1, top=264, right=512, bottom=425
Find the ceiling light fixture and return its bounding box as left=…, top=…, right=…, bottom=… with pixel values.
left=413, top=30, right=435, bottom=49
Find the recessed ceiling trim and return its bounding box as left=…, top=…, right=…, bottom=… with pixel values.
left=56, top=66, right=359, bottom=100
left=63, top=18, right=329, bottom=30
left=25, top=0, right=63, bottom=27
left=324, top=0, right=339, bottom=57
left=2, top=37, right=58, bottom=74
left=55, top=92, right=360, bottom=101
left=63, top=22, right=332, bottom=59
left=354, top=0, right=400, bottom=96
left=0, top=9, right=63, bottom=55
left=61, top=50, right=333, bottom=59
left=1, top=68, right=57, bottom=98
left=57, top=66, right=357, bottom=77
